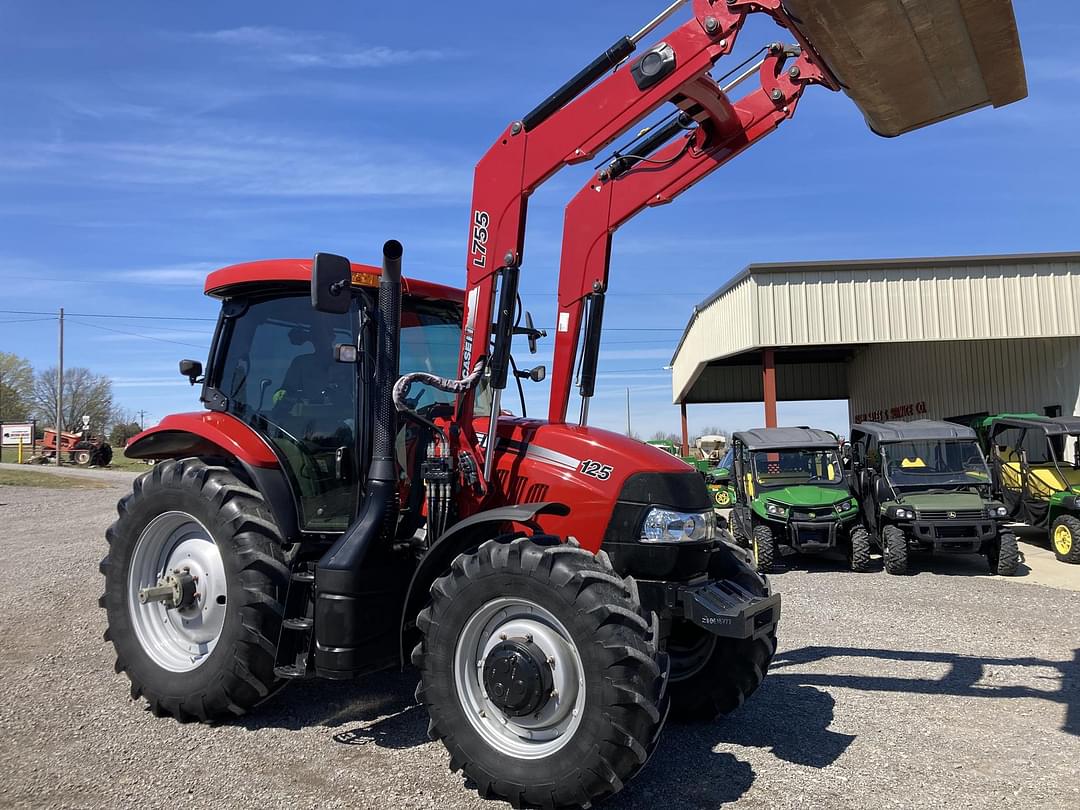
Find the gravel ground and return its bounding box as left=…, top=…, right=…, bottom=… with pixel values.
left=1, top=478, right=1077, bottom=810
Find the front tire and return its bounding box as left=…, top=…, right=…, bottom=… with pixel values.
left=1051, top=515, right=1080, bottom=564
left=849, top=525, right=873, bottom=573
left=412, top=536, right=668, bottom=810
left=100, top=458, right=289, bottom=722
left=883, top=525, right=909, bottom=575
left=752, top=524, right=777, bottom=573
left=987, top=531, right=1020, bottom=576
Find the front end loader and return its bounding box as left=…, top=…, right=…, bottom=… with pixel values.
left=101, top=2, right=1026, bottom=807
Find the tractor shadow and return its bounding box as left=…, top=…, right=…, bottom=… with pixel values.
left=772, top=547, right=1037, bottom=579
left=772, top=645, right=1080, bottom=738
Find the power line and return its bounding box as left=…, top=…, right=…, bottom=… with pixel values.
left=0, top=309, right=217, bottom=322
left=66, top=318, right=209, bottom=350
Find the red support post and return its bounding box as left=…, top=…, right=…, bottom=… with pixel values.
left=762, top=349, right=777, bottom=428
left=680, top=402, right=689, bottom=457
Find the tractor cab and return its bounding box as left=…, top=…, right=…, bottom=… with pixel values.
left=980, top=414, right=1080, bottom=564
left=849, top=420, right=1017, bottom=575
left=721, top=428, right=866, bottom=572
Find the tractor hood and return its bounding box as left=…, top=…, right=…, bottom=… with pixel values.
left=899, top=491, right=987, bottom=511
left=760, top=484, right=851, bottom=508
left=786, top=0, right=1027, bottom=136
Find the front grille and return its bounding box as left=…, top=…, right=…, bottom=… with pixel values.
left=917, top=508, right=986, bottom=521
left=791, top=510, right=834, bottom=521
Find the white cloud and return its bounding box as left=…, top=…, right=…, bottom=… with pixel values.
left=189, top=26, right=455, bottom=70
left=111, top=263, right=220, bottom=286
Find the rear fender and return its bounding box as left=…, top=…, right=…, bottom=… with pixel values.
left=125, top=412, right=300, bottom=543
left=398, top=502, right=570, bottom=667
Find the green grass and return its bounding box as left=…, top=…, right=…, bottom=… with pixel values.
left=0, top=445, right=151, bottom=470
left=0, top=468, right=109, bottom=489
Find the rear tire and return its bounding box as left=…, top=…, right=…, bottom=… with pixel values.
left=988, top=531, right=1020, bottom=576
left=413, top=536, right=668, bottom=810
left=100, top=458, right=289, bottom=722
left=752, top=524, right=776, bottom=573
left=849, top=525, right=873, bottom=573
left=883, top=525, right=909, bottom=575
left=1051, top=515, right=1080, bottom=564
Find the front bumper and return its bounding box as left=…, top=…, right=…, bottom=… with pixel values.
left=908, top=520, right=997, bottom=553
left=639, top=576, right=780, bottom=641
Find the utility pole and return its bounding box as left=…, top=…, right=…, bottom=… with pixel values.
left=137, top=409, right=147, bottom=430
left=56, top=308, right=64, bottom=466
left=625, top=387, right=631, bottom=437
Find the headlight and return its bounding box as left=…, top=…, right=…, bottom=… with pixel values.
left=836, top=499, right=855, bottom=512
left=991, top=505, right=1008, bottom=518
left=641, top=507, right=715, bottom=543
left=765, top=501, right=787, bottom=517
left=891, top=506, right=916, bottom=520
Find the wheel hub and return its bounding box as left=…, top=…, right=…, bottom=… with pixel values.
left=482, top=638, right=554, bottom=718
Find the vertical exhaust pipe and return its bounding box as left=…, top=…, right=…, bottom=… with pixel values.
left=314, top=240, right=404, bottom=678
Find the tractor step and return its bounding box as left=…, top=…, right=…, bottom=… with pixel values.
left=291, top=571, right=315, bottom=583
left=272, top=664, right=308, bottom=680
left=282, top=617, right=313, bottom=631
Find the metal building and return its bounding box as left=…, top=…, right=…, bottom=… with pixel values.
left=670, top=251, right=1080, bottom=449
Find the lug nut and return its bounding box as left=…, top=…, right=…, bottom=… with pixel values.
left=510, top=121, right=522, bottom=135
left=704, top=16, right=719, bottom=33
left=789, top=66, right=801, bottom=79
left=771, top=89, right=784, bottom=101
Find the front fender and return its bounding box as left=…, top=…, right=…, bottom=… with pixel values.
left=398, top=502, right=570, bottom=667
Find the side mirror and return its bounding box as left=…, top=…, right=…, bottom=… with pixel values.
left=312, top=252, right=352, bottom=314
left=179, top=359, right=203, bottom=385
left=515, top=365, right=546, bottom=383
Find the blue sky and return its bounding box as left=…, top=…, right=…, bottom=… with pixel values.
left=0, top=1, right=1074, bottom=438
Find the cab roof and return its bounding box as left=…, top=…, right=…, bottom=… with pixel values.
left=733, top=427, right=838, bottom=451
left=204, top=259, right=464, bottom=304
left=983, top=413, right=1080, bottom=437
left=853, top=420, right=976, bottom=442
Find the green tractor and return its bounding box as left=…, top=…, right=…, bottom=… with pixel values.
left=849, top=421, right=1018, bottom=576
left=719, top=428, right=869, bottom=573
left=979, top=414, right=1080, bottom=564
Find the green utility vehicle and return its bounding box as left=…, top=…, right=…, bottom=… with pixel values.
left=979, top=414, right=1080, bottom=564
left=849, top=420, right=1018, bottom=575
left=719, top=428, right=869, bottom=573
left=707, top=447, right=736, bottom=509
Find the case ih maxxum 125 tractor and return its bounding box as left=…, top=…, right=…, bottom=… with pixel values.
left=100, top=2, right=1025, bottom=806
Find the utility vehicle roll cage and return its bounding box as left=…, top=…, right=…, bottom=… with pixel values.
left=458, top=0, right=840, bottom=479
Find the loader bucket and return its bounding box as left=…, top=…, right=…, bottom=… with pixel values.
left=784, top=0, right=1027, bottom=136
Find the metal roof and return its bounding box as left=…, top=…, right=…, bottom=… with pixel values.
left=671, top=251, right=1080, bottom=404
left=732, top=427, right=839, bottom=450
left=985, top=414, right=1080, bottom=436
left=852, top=420, right=977, bottom=442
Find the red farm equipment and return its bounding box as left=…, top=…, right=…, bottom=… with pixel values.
left=101, top=2, right=1026, bottom=806
left=34, top=428, right=113, bottom=466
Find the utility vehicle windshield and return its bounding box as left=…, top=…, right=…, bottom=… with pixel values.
left=882, top=440, right=990, bottom=488
left=751, top=448, right=845, bottom=487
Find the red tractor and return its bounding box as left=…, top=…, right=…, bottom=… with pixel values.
left=100, top=2, right=1025, bottom=806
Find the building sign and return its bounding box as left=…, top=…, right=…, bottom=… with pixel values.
left=1, top=422, right=34, bottom=446
left=853, top=402, right=928, bottom=424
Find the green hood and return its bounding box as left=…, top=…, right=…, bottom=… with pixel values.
left=898, top=491, right=986, bottom=510
left=759, top=484, right=850, bottom=508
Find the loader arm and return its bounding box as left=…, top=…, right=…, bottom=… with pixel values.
left=548, top=45, right=826, bottom=423
left=456, top=0, right=839, bottom=471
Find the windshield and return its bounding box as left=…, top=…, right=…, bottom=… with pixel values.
left=751, top=448, right=844, bottom=487
left=882, top=440, right=990, bottom=487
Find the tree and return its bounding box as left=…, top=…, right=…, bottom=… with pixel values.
left=31, top=367, right=114, bottom=435
left=109, top=421, right=143, bottom=447
left=0, top=352, right=34, bottom=423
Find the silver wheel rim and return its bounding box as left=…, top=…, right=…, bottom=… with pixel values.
left=453, top=597, right=586, bottom=759
left=127, top=511, right=227, bottom=672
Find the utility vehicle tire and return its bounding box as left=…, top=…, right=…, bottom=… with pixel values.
left=849, top=526, right=873, bottom=573
left=668, top=566, right=776, bottom=721
left=987, top=532, right=1020, bottom=576
left=882, top=525, right=909, bottom=575
left=1051, top=515, right=1080, bottom=564
left=413, top=536, right=668, bottom=810
left=100, top=458, right=289, bottom=722
left=752, top=524, right=776, bottom=573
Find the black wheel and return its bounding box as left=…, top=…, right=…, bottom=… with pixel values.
left=100, top=458, right=290, bottom=722
left=987, top=531, right=1020, bottom=576
left=882, top=525, right=909, bottom=575
left=667, top=566, right=776, bottom=721
left=849, top=525, right=873, bottom=573
left=73, top=442, right=92, bottom=465
left=1051, top=515, right=1080, bottom=564
left=412, top=536, right=668, bottom=810
left=752, top=524, right=776, bottom=573
left=91, top=444, right=114, bottom=467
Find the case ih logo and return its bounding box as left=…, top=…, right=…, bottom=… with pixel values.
left=947, top=511, right=957, bottom=519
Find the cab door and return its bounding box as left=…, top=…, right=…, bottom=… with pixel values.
left=211, top=293, right=361, bottom=531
